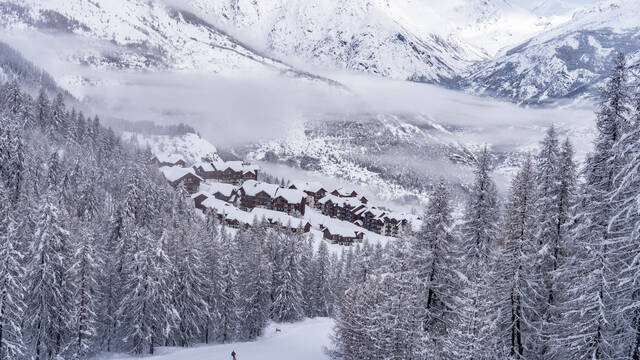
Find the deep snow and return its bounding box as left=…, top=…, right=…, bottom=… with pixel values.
left=93, top=318, right=334, bottom=360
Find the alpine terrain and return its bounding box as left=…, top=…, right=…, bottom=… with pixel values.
left=0, top=1, right=640, bottom=360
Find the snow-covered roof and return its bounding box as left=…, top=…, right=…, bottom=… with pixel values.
left=159, top=166, right=202, bottom=183
left=240, top=180, right=280, bottom=197
left=193, top=161, right=215, bottom=172
left=201, top=182, right=237, bottom=197
left=317, top=194, right=363, bottom=208
left=201, top=198, right=253, bottom=224
left=211, top=160, right=259, bottom=174
left=212, top=160, right=243, bottom=172
left=191, top=191, right=211, bottom=200
left=154, top=152, right=185, bottom=164
left=332, top=187, right=358, bottom=197
left=250, top=208, right=309, bottom=229
left=274, top=188, right=307, bottom=204
left=290, top=181, right=324, bottom=193
left=242, top=163, right=260, bottom=173
left=323, top=221, right=361, bottom=238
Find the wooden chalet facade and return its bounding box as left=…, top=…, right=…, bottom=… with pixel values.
left=152, top=153, right=186, bottom=168
left=318, top=195, right=365, bottom=222
left=272, top=188, right=307, bottom=215
left=159, top=166, right=203, bottom=194
left=211, top=161, right=259, bottom=185
left=289, top=182, right=327, bottom=208
left=238, top=180, right=280, bottom=210
left=322, top=226, right=364, bottom=245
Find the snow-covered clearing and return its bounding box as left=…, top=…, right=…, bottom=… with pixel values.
left=93, top=318, right=334, bottom=360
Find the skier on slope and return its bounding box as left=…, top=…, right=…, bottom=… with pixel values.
left=231, top=350, right=237, bottom=360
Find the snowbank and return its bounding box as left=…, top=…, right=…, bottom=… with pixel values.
left=92, top=317, right=334, bottom=360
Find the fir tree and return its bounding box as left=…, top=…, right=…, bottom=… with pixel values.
left=0, top=183, right=26, bottom=360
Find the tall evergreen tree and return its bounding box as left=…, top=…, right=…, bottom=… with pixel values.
left=0, top=183, right=26, bottom=360
left=271, top=232, right=304, bottom=322
left=560, top=52, right=631, bottom=359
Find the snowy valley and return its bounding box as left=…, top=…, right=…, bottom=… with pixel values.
left=1, top=0, right=640, bottom=360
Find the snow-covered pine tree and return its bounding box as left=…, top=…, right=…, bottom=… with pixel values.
left=377, top=235, right=424, bottom=359
left=411, top=179, right=458, bottom=357
left=311, top=240, right=333, bottom=317
left=300, top=234, right=315, bottom=317
left=0, top=182, right=26, bottom=360
left=202, top=213, right=222, bottom=344
left=495, top=155, right=540, bottom=359
left=26, top=188, right=74, bottom=360
left=329, top=278, right=380, bottom=360
left=447, top=146, right=502, bottom=360
left=35, top=88, right=50, bottom=130
left=0, top=113, right=25, bottom=204
left=609, top=85, right=640, bottom=357
left=69, top=220, right=99, bottom=359
left=117, top=227, right=176, bottom=354
left=271, top=231, right=304, bottom=323
left=171, top=220, right=209, bottom=347
left=49, top=93, right=67, bottom=139
left=559, top=52, right=631, bottom=359
left=217, top=228, right=240, bottom=343
left=530, top=125, right=563, bottom=357
left=237, top=222, right=272, bottom=340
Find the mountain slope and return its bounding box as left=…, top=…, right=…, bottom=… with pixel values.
left=0, top=0, right=339, bottom=84
left=194, top=0, right=489, bottom=83
left=0, top=39, right=61, bottom=93
left=463, top=0, right=640, bottom=103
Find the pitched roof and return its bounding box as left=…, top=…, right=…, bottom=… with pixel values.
left=159, top=166, right=202, bottom=183
left=250, top=208, right=309, bottom=229
left=201, top=198, right=253, bottom=224
left=274, top=188, right=306, bottom=204
left=290, top=181, right=324, bottom=193
left=332, top=187, right=358, bottom=197
left=323, top=221, right=362, bottom=238
left=240, top=180, right=280, bottom=197
left=201, top=182, right=237, bottom=197
left=317, top=194, right=363, bottom=207
left=193, top=161, right=215, bottom=172
left=153, top=152, right=185, bottom=164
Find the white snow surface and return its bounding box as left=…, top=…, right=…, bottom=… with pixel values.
left=92, top=317, right=334, bottom=360
left=122, top=132, right=220, bottom=165
left=159, top=166, right=201, bottom=182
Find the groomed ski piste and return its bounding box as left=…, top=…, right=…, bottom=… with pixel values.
left=92, top=318, right=334, bottom=360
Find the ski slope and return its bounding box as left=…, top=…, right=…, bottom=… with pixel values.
left=93, top=318, right=334, bottom=360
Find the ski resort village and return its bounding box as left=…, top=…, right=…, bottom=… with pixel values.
left=153, top=151, right=419, bottom=246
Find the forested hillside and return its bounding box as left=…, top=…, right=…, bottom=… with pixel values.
left=329, top=53, right=640, bottom=359
left=0, top=79, right=360, bottom=359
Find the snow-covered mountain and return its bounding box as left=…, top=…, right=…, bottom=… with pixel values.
left=0, top=0, right=338, bottom=86
left=192, top=0, right=568, bottom=82
left=463, top=0, right=640, bottom=103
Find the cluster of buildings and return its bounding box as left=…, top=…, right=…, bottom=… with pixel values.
left=155, top=153, right=413, bottom=244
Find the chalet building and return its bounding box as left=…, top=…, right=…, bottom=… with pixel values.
left=250, top=208, right=312, bottom=233
left=159, top=166, right=203, bottom=194
left=193, top=162, right=217, bottom=179
left=381, top=213, right=409, bottom=237
left=318, top=195, right=366, bottom=222
left=331, top=187, right=358, bottom=198
left=152, top=153, right=186, bottom=167
left=238, top=180, right=280, bottom=210
left=192, top=191, right=211, bottom=211
left=210, top=161, right=260, bottom=185
left=321, top=223, right=364, bottom=245
left=204, top=182, right=238, bottom=203
left=201, top=197, right=253, bottom=229
left=272, top=188, right=307, bottom=215
left=289, top=181, right=326, bottom=208
left=354, top=207, right=387, bottom=234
